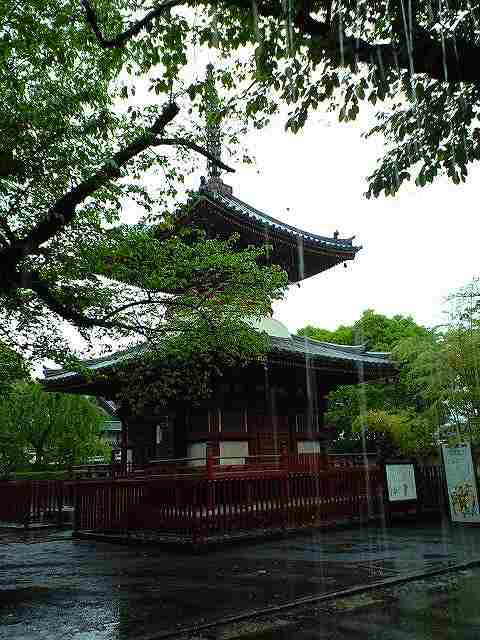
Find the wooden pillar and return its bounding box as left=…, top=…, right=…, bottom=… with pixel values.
left=173, top=410, right=187, bottom=459
left=120, top=417, right=129, bottom=468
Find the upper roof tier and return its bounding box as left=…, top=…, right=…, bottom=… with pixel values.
left=177, top=178, right=361, bottom=283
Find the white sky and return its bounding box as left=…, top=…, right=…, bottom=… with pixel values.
left=185, top=109, right=480, bottom=334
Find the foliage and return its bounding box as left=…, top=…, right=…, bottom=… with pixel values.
left=299, top=309, right=433, bottom=456
left=299, top=309, right=429, bottom=351
left=396, top=327, right=480, bottom=441
left=352, top=409, right=437, bottom=460
left=306, top=286, right=480, bottom=458
left=66, top=0, right=480, bottom=202
left=112, top=314, right=274, bottom=412
left=0, top=429, right=29, bottom=481
left=298, top=323, right=354, bottom=345
left=0, top=342, right=30, bottom=393
left=0, top=1, right=288, bottom=398
left=0, top=384, right=108, bottom=477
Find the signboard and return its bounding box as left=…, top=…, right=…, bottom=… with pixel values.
left=385, top=463, right=417, bottom=502
left=442, top=443, right=480, bottom=523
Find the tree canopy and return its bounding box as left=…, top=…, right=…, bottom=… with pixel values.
left=298, top=309, right=435, bottom=457
left=299, top=309, right=429, bottom=351
left=302, top=295, right=480, bottom=459
left=0, top=342, right=30, bottom=392
left=75, top=0, right=480, bottom=200
left=1, top=1, right=288, bottom=398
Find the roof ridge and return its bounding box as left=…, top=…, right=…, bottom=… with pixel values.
left=292, top=335, right=366, bottom=353
left=201, top=189, right=360, bottom=250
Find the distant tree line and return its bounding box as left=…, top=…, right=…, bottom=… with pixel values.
left=298, top=285, right=480, bottom=461
left=0, top=348, right=109, bottom=479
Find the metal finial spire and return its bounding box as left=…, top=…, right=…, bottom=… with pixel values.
left=205, top=63, right=222, bottom=179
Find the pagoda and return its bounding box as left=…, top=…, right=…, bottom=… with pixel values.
left=43, top=177, right=393, bottom=467
left=42, top=67, right=394, bottom=467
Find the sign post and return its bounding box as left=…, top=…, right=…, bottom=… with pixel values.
left=442, top=443, right=480, bottom=524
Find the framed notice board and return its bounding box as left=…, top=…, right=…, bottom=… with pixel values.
left=385, top=463, right=418, bottom=502
left=384, top=461, right=418, bottom=520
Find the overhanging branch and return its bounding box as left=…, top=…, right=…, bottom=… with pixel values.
left=81, top=0, right=184, bottom=48
left=153, top=137, right=235, bottom=172
left=81, top=0, right=480, bottom=83
left=0, top=101, right=179, bottom=289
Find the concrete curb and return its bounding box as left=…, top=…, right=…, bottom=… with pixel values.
left=72, top=517, right=384, bottom=553
left=136, top=557, right=480, bottom=640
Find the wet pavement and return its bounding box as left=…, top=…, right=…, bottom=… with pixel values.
left=240, top=569, right=480, bottom=639
left=1, top=518, right=480, bottom=640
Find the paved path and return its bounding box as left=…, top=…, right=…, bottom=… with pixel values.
left=1, top=519, right=480, bottom=640
left=234, top=568, right=480, bottom=640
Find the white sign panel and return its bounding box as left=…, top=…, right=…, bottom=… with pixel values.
left=386, top=464, right=417, bottom=502
left=442, top=444, right=480, bottom=523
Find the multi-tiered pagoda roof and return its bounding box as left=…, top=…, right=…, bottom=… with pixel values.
left=178, top=178, right=360, bottom=282
left=42, top=181, right=392, bottom=393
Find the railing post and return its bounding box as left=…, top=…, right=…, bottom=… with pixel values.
left=280, top=447, right=289, bottom=528
left=110, top=450, right=116, bottom=480
left=57, top=480, right=64, bottom=526
left=206, top=454, right=215, bottom=515
left=23, top=481, right=33, bottom=529
left=206, top=453, right=215, bottom=480
left=73, top=482, right=80, bottom=532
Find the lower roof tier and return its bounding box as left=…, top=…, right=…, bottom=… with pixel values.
left=42, top=333, right=394, bottom=395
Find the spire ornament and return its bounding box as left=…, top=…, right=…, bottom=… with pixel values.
left=203, top=63, right=233, bottom=195
left=205, top=63, right=222, bottom=179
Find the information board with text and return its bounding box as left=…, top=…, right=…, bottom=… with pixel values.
left=443, top=444, right=480, bottom=523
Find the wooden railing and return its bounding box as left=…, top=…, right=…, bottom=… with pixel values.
left=70, top=452, right=379, bottom=481
left=0, top=480, right=66, bottom=527
left=73, top=466, right=384, bottom=539
left=0, top=463, right=445, bottom=535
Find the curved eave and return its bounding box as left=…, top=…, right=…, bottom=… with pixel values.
left=42, top=337, right=395, bottom=392
left=178, top=193, right=361, bottom=283
left=200, top=190, right=358, bottom=250
left=267, top=335, right=396, bottom=382
left=268, top=353, right=396, bottom=381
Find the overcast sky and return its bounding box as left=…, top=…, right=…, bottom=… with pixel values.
left=190, top=108, right=480, bottom=334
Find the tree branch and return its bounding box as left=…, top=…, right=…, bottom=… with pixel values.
left=23, top=272, right=153, bottom=337
left=0, top=102, right=179, bottom=294
left=81, top=0, right=184, bottom=48
left=82, top=0, right=480, bottom=83
left=153, top=137, right=235, bottom=172
left=99, top=297, right=165, bottom=323
left=295, top=6, right=480, bottom=83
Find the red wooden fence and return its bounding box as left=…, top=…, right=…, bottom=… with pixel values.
left=0, top=464, right=444, bottom=536
left=0, top=480, right=65, bottom=527
left=73, top=466, right=384, bottom=540
left=70, top=453, right=379, bottom=480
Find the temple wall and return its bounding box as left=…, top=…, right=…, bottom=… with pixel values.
left=120, top=363, right=336, bottom=465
